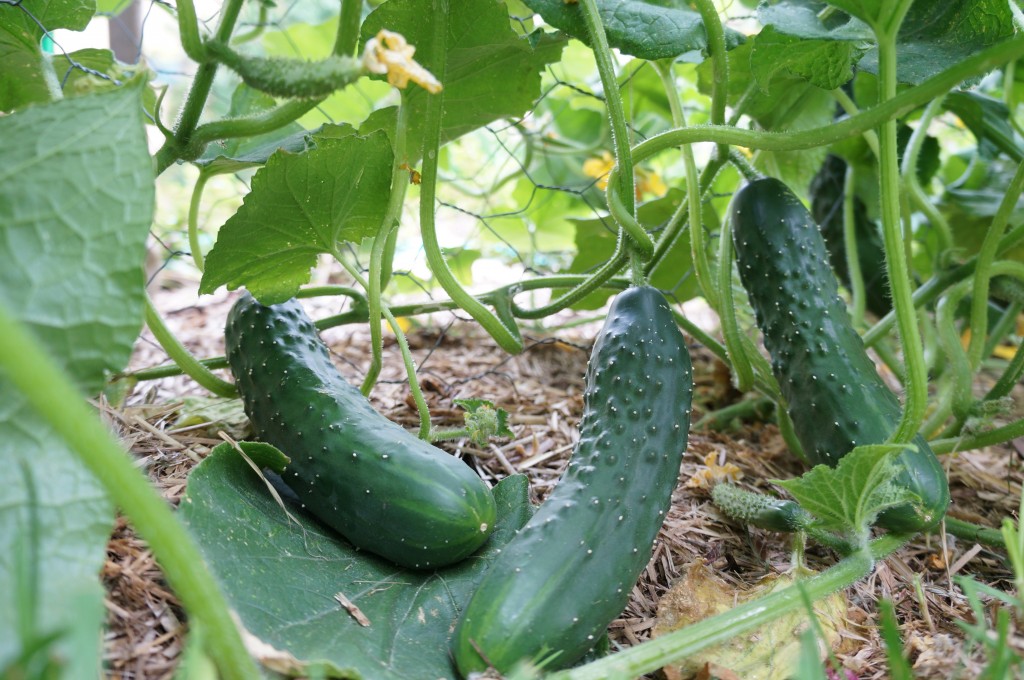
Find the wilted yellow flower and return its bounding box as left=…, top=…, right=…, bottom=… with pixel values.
left=636, top=167, right=666, bottom=196
left=582, top=151, right=615, bottom=190
left=686, top=451, right=743, bottom=489
left=362, top=29, right=442, bottom=94
left=582, top=151, right=667, bottom=198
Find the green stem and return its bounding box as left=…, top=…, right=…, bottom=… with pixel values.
left=982, top=300, right=1022, bottom=361
left=175, top=0, right=206, bottom=62
left=643, top=62, right=727, bottom=278
left=143, top=293, right=237, bottom=397
left=187, top=171, right=211, bottom=273
left=607, top=184, right=655, bottom=257
left=578, top=0, right=636, bottom=218
left=509, top=246, right=628, bottom=319
left=610, top=35, right=1024, bottom=182
left=0, top=303, right=259, bottom=680
left=966, top=160, right=1024, bottom=371
left=986, top=332, right=1024, bottom=401
left=363, top=102, right=410, bottom=394
left=417, top=2, right=522, bottom=354
left=230, top=2, right=269, bottom=45
left=942, top=517, right=1007, bottom=549
left=695, top=396, right=773, bottom=431
left=843, top=164, right=867, bottom=327
left=716, top=215, right=754, bottom=392
left=333, top=252, right=434, bottom=436
left=383, top=307, right=433, bottom=439
left=551, top=534, right=908, bottom=680
left=831, top=87, right=880, bottom=157
left=189, top=99, right=321, bottom=152
left=335, top=0, right=364, bottom=57
left=875, top=13, right=927, bottom=446
left=864, top=222, right=1024, bottom=347
left=691, top=0, right=728, bottom=158
left=931, top=416, right=1024, bottom=455
left=935, top=280, right=976, bottom=422
left=154, top=0, right=246, bottom=174
left=901, top=96, right=953, bottom=253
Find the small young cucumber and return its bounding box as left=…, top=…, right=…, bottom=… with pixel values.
left=452, top=286, right=693, bottom=675
left=730, top=177, right=949, bottom=532
left=225, top=293, right=496, bottom=570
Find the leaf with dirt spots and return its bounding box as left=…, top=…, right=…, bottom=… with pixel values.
left=179, top=443, right=532, bottom=679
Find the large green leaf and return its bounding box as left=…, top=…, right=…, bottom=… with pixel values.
left=522, top=0, right=744, bottom=61
left=0, top=83, right=154, bottom=393
left=697, top=41, right=835, bottom=196
left=760, top=0, right=1016, bottom=85
left=360, top=0, right=566, bottom=163
left=0, top=83, right=153, bottom=670
left=179, top=443, right=533, bottom=679
left=199, top=129, right=394, bottom=304
left=750, top=25, right=861, bottom=92
left=0, top=0, right=97, bottom=111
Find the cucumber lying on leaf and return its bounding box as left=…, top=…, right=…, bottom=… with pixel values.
left=453, top=286, right=693, bottom=675
left=225, top=292, right=496, bottom=570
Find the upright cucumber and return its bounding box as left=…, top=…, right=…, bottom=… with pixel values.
left=453, top=286, right=692, bottom=675
left=225, top=293, right=496, bottom=570
left=730, top=178, right=949, bottom=532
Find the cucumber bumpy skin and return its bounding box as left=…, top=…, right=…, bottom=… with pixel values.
left=225, top=293, right=496, bottom=570
left=731, top=177, right=949, bottom=532
left=452, top=286, right=693, bottom=676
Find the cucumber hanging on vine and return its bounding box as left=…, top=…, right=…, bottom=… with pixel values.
left=731, top=178, right=949, bottom=532
left=452, top=286, right=693, bottom=675
left=225, top=293, right=496, bottom=569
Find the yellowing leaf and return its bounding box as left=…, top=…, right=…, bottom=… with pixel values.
left=654, top=562, right=849, bottom=680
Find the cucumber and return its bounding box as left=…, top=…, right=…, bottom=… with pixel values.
left=730, top=177, right=949, bottom=532
left=225, top=292, right=496, bottom=570
left=452, top=286, right=692, bottom=675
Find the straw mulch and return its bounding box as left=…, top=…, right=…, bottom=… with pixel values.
left=99, top=281, right=1023, bottom=679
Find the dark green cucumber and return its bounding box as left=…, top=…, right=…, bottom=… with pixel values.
left=731, top=178, right=949, bottom=532
left=225, top=293, right=496, bottom=569
left=453, top=286, right=692, bottom=675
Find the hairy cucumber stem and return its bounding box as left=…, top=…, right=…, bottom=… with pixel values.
left=841, top=164, right=867, bottom=327
left=874, top=10, right=928, bottom=446
left=578, top=0, right=636, bottom=219
left=154, top=0, right=245, bottom=173
left=187, top=171, right=210, bottom=273
left=606, top=35, right=1024, bottom=189
left=966, top=161, right=1024, bottom=373
left=333, top=252, right=434, bottom=438
left=0, top=303, right=260, bottom=680
left=551, top=534, right=908, bottom=680
left=363, top=102, right=411, bottom=394
left=143, top=293, right=237, bottom=397
left=418, top=1, right=523, bottom=355
left=175, top=0, right=206, bottom=63
left=335, top=0, right=363, bottom=57
left=690, top=0, right=727, bottom=159
left=901, top=96, right=953, bottom=254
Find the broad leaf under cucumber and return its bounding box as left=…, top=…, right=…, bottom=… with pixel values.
left=452, top=286, right=693, bottom=675
left=225, top=293, right=496, bottom=570
left=731, top=178, right=949, bottom=532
